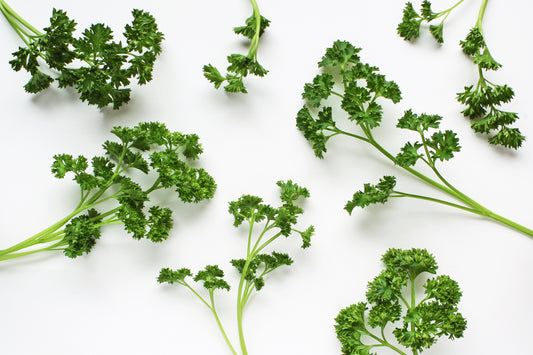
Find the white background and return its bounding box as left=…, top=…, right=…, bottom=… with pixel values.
left=0, top=0, right=532, bottom=354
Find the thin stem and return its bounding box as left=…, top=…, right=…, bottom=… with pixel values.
left=247, top=0, right=261, bottom=59
left=475, top=0, right=489, bottom=31
left=436, top=0, right=466, bottom=19
left=391, top=191, right=480, bottom=215
left=209, top=290, right=239, bottom=355
left=410, top=277, right=419, bottom=355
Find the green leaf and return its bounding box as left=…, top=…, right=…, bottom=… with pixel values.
left=233, top=14, right=270, bottom=39
left=302, top=73, right=334, bottom=108
left=194, top=265, right=231, bottom=291
left=420, top=0, right=436, bottom=21
left=24, top=71, right=54, bottom=93
left=397, top=2, right=422, bottom=41
left=157, top=268, right=192, bottom=284
left=426, top=130, right=461, bottom=161
left=124, top=9, right=164, bottom=55
left=224, top=74, right=247, bottom=93
left=63, top=209, right=102, bottom=258
left=345, top=176, right=397, bottom=214
left=295, top=106, right=331, bottom=159
left=203, top=64, right=225, bottom=89
left=396, top=142, right=424, bottom=167
left=277, top=180, right=310, bottom=204
left=397, top=109, right=441, bottom=132
left=429, top=23, right=444, bottom=43
left=146, top=206, right=173, bottom=242
left=318, top=40, right=361, bottom=69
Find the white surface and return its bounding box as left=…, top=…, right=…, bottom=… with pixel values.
left=0, top=0, right=532, bottom=354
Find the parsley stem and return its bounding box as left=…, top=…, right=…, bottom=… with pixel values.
left=209, top=290, right=239, bottom=355
left=0, top=1, right=43, bottom=41
left=247, top=0, right=262, bottom=59
left=475, top=0, right=489, bottom=32
left=391, top=191, right=479, bottom=214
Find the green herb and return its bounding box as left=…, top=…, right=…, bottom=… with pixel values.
left=0, top=122, right=216, bottom=261
left=203, top=0, right=269, bottom=93
left=397, top=0, right=523, bottom=148
left=335, top=248, right=467, bottom=355
left=296, top=40, right=533, bottom=238
left=158, top=181, right=314, bottom=355
left=0, top=1, right=164, bottom=109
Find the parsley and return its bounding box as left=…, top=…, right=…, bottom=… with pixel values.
left=296, top=40, right=533, bottom=238
left=203, top=0, right=269, bottom=93
left=158, top=181, right=314, bottom=354
left=0, top=1, right=164, bottom=109
left=335, top=248, right=467, bottom=355
left=397, top=0, right=524, bottom=148
left=0, top=122, right=216, bottom=261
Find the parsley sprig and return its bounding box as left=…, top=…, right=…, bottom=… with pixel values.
left=335, top=248, right=467, bottom=355
left=0, top=1, right=164, bottom=109
left=158, top=181, right=314, bottom=355
left=397, top=0, right=523, bottom=148
left=296, top=40, right=533, bottom=238
left=0, top=122, right=216, bottom=262
left=203, top=0, right=269, bottom=93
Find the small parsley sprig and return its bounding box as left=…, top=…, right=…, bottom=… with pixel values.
left=0, top=122, right=216, bottom=262
left=397, top=0, right=465, bottom=43
left=203, top=0, right=269, bottom=93
left=158, top=181, right=314, bottom=355
left=397, top=0, right=523, bottom=148
left=335, top=248, right=467, bottom=355
left=296, top=40, right=533, bottom=238
left=0, top=1, right=164, bottom=109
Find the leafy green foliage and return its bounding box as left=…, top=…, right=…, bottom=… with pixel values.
left=457, top=27, right=523, bottom=149
left=158, top=181, right=314, bottom=354
left=396, top=1, right=523, bottom=148
left=296, top=40, right=533, bottom=238
left=397, top=1, right=444, bottom=43
left=0, top=122, right=216, bottom=262
left=3, top=4, right=163, bottom=109
left=345, top=176, right=397, bottom=213
left=335, top=248, right=467, bottom=354
left=203, top=6, right=270, bottom=94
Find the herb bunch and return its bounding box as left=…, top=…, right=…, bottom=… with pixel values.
left=0, top=122, right=216, bottom=262
left=0, top=1, right=164, bottom=109
left=203, top=0, right=269, bottom=93
left=158, top=180, right=314, bottom=355
left=296, top=40, right=532, bottom=238
left=335, top=248, right=467, bottom=355
left=398, top=0, right=523, bottom=148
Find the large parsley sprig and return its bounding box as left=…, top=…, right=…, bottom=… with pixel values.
left=158, top=181, right=314, bottom=355
left=0, top=122, right=216, bottom=262
left=397, top=0, right=523, bottom=148
left=296, top=40, right=532, bottom=238
left=335, top=248, right=467, bottom=355
left=203, top=0, right=269, bottom=93
left=0, top=1, right=164, bottom=109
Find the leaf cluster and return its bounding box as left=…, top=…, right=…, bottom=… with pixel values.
left=297, top=40, right=401, bottom=159
left=9, top=8, right=164, bottom=109
left=228, top=180, right=313, bottom=245
left=456, top=28, right=524, bottom=149
left=50, top=122, right=216, bottom=258
left=203, top=13, right=269, bottom=93
left=335, top=248, right=467, bottom=354
left=397, top=1, right=444, bottom=43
